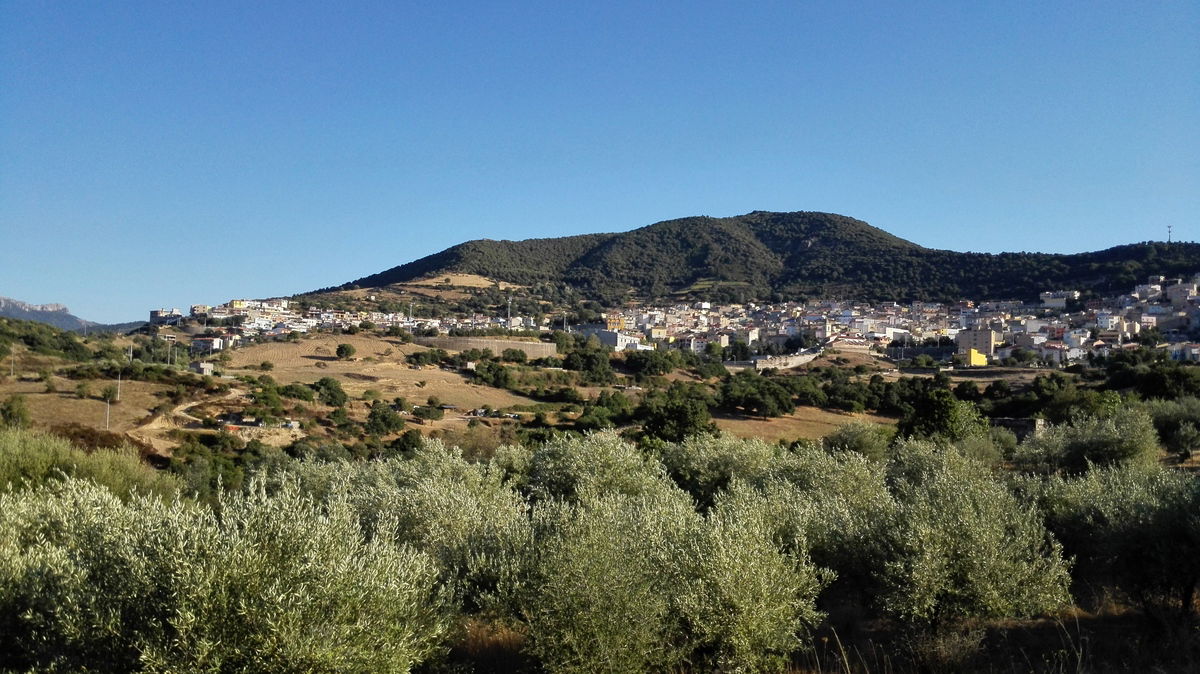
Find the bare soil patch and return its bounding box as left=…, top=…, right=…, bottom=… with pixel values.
left=408, top=273, right=523, bottom=290
left=225, top=336, right=538, bottom=412
left=715, top=407, right=897, bottom=442
left=0, top=377, right=170, bottom=434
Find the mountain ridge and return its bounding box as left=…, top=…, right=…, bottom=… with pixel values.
left=0, top=296, right=145, bottom=333
left=329, top=211, right=1200, bottom=304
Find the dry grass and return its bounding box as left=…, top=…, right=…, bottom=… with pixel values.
left=447, top=618, right=529, bottom=672
left=716, top=408, right=897, bottom=442
left=0, top=377, right=169, bottom=433
left=225, top=335, right=539, bottom=414
left=407, top=273, right=523, bottom=290
left=803, top=346, right=887, bottom=371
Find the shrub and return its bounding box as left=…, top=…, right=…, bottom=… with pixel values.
left=523, top=487, right=825, bottom=672
left=822, top=420, right=894, bottom=462
left=1029, top=462, right=1200, bottom=619
left=0, top=427, right=178, bottom=500
left=1014, top=407, right=1160, bottom=474
left=0, top=477, right=451, bottom=672
left=0, top=395, right=31, bottom=429
left=880, top=442, right=1071, bottom=632
left=311, top=376, right=348, bottom=407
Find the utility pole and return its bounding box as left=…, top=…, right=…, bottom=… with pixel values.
left=105, top=399, right=110, bottom=430
left=117, top=370, right=122, bottom=402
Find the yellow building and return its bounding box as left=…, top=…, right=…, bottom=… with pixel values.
left=966, top=348, right=988, bottom=367
left=956, top=328, right=998, bottom=357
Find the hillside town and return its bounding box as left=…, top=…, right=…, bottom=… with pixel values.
left=151, top=273, right=1200, bottom=367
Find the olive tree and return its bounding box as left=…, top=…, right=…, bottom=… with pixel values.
left=522, top=486, right=826, bottom=673
left=880, top=442, right=1071, bottom=633
left=287, top=440, right=533, bottom=617
left=524, top=431, right=671, bottom=503
left=1029, top=463, right=1200, bottom=620
left=0, top=478, right=451, bottom=673
left=1014, top=407, right=1160, bottom=474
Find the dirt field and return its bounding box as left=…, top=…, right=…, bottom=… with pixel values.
left=0, top=333, right=1038, bottom=453
left=406, top=273, right=523, bottom=290
left=224, top=335, right=539, bottom=412
left=715, top=408, right=896, bottom=442
left=872, top=365, right=1049, bottom=388
left=0, top=376, right=170, bottom=434
left=801, top=345, right=887, bottom=371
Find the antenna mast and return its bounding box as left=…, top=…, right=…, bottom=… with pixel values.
left=1168, top=225, right=1173, bottom=243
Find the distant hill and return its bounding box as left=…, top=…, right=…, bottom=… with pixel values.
left=0, top=297, right=144, bottom=334
left=330, top=211, right=1200, bottom=304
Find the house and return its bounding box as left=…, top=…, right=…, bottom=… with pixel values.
left=1039, top=291, right=1079, bottom=309
left=1014, top=333, right=1048, bottom=349
left=645, top=326, right=667, bottom=341
left=1038, top=341, right=1083, bottom=365
left=190, top=337, right=224, bottom=353
left=956, top=328, right=999, bottom=357
left=1166, top=282, right=1198, bottom=308
left=592, top=330, right=644, bottom=351
left=1164, top=343, right=1200, bottom=362
left=149, top=308, right=183, bottom=326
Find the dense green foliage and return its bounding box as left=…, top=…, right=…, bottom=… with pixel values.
left=881, top=441, right=1071, bottom=631
left=330, top=211, right=1200, bottom=304
left=0, top=477, right=449, bottom=672
left=6, top=356, right=1200, bottom=674
left=1026, top=463, right=1200, bottom=621
left=0, top=316, right=93, bottom=361
left=0, top=428, right=179, bottom=500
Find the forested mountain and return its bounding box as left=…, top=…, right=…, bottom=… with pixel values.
left=334, top=211, right=1200, bottom=303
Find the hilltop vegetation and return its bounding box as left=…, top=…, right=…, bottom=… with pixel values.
left=331, top=211, right=1200, bottom=304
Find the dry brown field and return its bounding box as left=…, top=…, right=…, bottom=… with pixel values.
left=801, top=342, right=887, bottom=370
left=715, top=408, right=896, bottom=442
left=407, top=273, right=523, bottom=290
left=225, top=335, right=539, bottom=412
left=0, top=375, right=170, bottom=434
left=8, top=332, right=1040, bottom=453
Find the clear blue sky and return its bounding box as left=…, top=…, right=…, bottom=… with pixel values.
left=2, top=1, right=1197, bottom=322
